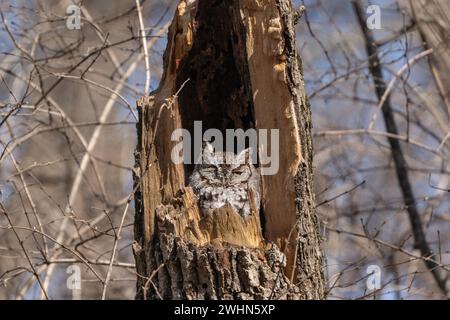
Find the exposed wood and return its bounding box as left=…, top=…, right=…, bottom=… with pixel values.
left=133, top=0, right=325, bottom=300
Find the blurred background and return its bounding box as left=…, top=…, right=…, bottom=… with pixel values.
left=0, top=0, right=448, bottom=299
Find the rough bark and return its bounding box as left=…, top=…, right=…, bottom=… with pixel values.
left=133, top=0, right=325, bottom=300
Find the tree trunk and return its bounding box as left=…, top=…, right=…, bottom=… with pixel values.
left=133, top=0, right=325, bottom=300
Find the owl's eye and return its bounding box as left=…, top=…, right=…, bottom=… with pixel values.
left=202, top=165, right=217, bottom=173
left=232, top=167, right=246, bottom=175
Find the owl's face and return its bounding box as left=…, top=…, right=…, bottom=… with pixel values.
left=189, top=142, right=261, bottom=218
left=198, top=143, right=253, bottom=186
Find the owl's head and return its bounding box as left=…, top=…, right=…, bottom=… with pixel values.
left=198, top=142, right=254, bottom=186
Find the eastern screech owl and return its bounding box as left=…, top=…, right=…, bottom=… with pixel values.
left=189, top=142, right=261, bottom=218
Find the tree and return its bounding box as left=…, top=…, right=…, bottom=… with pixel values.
left=353, top=0, right=449, bottom=295
left=133, top=0, right=325, bottom=300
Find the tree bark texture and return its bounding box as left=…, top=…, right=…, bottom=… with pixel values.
left=133, top=0, right=325, bottom=300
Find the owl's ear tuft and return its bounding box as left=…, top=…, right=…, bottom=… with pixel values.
left=236, top=148, right=253, bottom=164
left=202, top=141, right=215, bottom=161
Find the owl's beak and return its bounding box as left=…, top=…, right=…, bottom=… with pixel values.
left=224, top=172, right=232, bottom=184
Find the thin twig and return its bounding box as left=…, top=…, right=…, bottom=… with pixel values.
left=136, top=0, right=151, bottom=96
left=101, top=201, right=131, bottom=299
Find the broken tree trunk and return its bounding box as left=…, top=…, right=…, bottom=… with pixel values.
left=133, top=0, right=325, bottom=300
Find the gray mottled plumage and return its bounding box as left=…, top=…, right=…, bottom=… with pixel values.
left=189, top=142, right=261, bottom=218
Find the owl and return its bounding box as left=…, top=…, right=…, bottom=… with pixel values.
left=189, top=142, right=261, bottom=218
